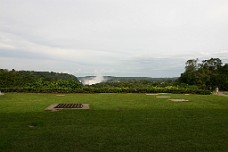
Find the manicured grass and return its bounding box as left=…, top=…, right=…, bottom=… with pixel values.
left=0, top=93, right=227, bottom=152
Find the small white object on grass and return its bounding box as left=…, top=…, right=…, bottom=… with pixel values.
left=56, top=94, right=65, bottom=97
left=169, top=99, right=190, bottom=102
left=156, top=96, right=171, bottom=98
left=146, top=94, right=159, bottom=96
left=158, top=93, right=171, bottom=95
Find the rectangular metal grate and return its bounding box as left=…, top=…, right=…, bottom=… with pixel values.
left=54, top=103, right=83, bottom=109
left=45, top=103, right=89, bottom=111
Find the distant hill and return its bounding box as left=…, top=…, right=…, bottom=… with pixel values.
left=104, top=76, right=178, bottom=82
left=78, top=76, right=177, bottom=85
left=0, top=69, right=80, bottom=88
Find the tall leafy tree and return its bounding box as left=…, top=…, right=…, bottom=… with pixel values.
left=179, top=58, right=227, bottom=90
left=179, top=59, right=199, bottom=85
left=218, top=63, right=228, bottom=90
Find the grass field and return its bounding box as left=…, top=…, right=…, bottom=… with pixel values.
left=0, top=93, right=227, bottom=152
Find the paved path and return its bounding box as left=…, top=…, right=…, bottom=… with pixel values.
left=218, top=92, right=228, bottom=97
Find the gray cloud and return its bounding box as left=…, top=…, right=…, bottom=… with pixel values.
left=0, top=0, right=227, bottom=77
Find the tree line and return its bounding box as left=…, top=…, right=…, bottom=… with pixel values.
left=0, top=68, right=211, bottom=94
left=1, top=57, right=227, bottom=94
left=0, top=69, right=81, bottom=92
left=178, top=58, right=228, bottom=91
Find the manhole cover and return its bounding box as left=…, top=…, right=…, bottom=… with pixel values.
left=45, top=103, right=89, bottom=111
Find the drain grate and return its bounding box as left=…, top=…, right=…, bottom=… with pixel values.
left=45, top=103, right=90, bottom=111
left=55, top=103, right=83, bottom=109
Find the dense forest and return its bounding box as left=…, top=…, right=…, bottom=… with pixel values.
left=0, top=69, right=210, bottom=94
left=0, top=69, right=81, bottom=92
left=178, top=58, right=228, bottom=91
left=0, top=57, right=227, bottom=94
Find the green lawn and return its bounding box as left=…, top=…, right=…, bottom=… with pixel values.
left=0, top=93, right=227, bottom=152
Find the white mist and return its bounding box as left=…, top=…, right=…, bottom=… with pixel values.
left=82, top=75, right=106, bottom=85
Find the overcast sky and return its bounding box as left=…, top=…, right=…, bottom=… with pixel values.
left=1, top=0, right=228, bottom=77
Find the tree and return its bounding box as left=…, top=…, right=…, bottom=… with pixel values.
left=179, top=59, right=199, bottom=85
left=218, top=63, right=228, bottom=90
left=179, top=58, right=227, bottom=90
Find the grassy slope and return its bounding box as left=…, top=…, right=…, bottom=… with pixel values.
left=0, top=93, right=227, bottom=152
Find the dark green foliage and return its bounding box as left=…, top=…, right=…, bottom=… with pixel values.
left=80, top=81, right=211, bottom=95
left=179, top=58, right=228, bottom=91
left=0, top=69, right=82, bottom=92
left=0, top=69, right=211, bottom=94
